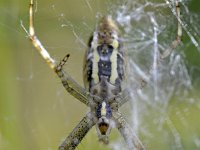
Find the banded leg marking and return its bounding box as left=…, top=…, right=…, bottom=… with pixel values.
left=113, top=112, right=146, bottom=150
left=55, top=55, right=90, bottom=106
left=59, top=113, right=95, bottom=150
left=117, top=89, right=130, bottom=107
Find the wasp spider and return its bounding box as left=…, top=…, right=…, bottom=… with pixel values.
left=23, top=0, right=182, bottom=149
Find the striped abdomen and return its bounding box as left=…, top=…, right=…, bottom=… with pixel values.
left=83, top=16, right=126, bottom=99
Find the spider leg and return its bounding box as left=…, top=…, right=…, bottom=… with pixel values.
left=55, top=54, right=91, bottom=106
left=59, top=112, right=95, bottom=150
left=113, top=112, right=146, bottom=150
left=107, top=89, right=130, bottom=108
left=28, top=0, right=56, bottom=69
left=117, top=89, right=130, bottom=107
left=25, top=0, right=90, bottom=106
left=161, top=0, right=182, bottom=58
left=134, top=0, right=182, bottom=91
left=108, top=2, right=182, bottom=108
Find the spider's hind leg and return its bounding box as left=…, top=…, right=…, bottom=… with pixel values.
left=113, top=112, right=146, bottom=150
left=59, top=112, right=95, bottom=150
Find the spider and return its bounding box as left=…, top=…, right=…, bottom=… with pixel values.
left=23, top=0, right=182, bottom=149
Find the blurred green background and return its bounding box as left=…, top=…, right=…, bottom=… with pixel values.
left=0, top=0, right=200, bottom=150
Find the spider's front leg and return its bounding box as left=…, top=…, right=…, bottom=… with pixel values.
left=55, top=54, right=91, bottom=106
left=113, top=111, right=146, bottom=150
left=24, top=0, right=90, bottom=106
left=59, top=112, right=95, bottom=150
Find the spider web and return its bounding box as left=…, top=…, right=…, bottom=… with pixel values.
left=24, top=0, right=200, bottom=149
left=108, top=0, right=200, bottom=150
left=48, top=0, right=200, bottom=149
left=1, top=0, right=200, bottom=150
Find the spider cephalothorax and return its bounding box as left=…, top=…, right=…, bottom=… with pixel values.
left=84, top=16, right=125, bottom=94
left=24, top=0, right=182, bottom=149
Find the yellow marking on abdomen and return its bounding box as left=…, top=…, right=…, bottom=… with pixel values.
left=110, top=49, right=118, bottom=84
left=92, top=48, right=100, bottom=84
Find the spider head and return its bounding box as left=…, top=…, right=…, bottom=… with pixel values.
left=96, top=101, right=113, bottom=144
left=91, top=16, right=120, bottom=50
